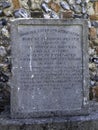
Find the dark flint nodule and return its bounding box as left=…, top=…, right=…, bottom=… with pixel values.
left=0, top=1, right=11, bottom=9
left=91, top=57, right=98, bottom=64
left=14, top=8, right=29, bottom=18
left=0, top=71, right=9, bottom=82
left=41, top=3, right=51, bottom=13
left=1, top=19, right=7, bottom=26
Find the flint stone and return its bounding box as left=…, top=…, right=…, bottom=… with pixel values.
left=50, top=11, right=59, bottom=19
left=74, top=14, right=82, bottom=18
left=1, top=27, right=9, bottom=38
left=41, top=3, right=51, bottom=13
left=60, top=1, right=70, bottom=10
left=1, top=19, right=7, bottom=26
left=91, top=21, right=98, bottom=27
left=91, top=57, right=98, bottom=64
left=0, top=46, right=6, bottom=57
left=81, top=6, right=87, bottom=14
left=75, top=0, right=82, bottom=4
left=91, top=75, right=98, bottom=81
left=67, top=0, right=75, bottom=5
left=0, top=1, right=11, bottom=9
left=73, top=5, right=81, bottom=13
left=13, top=8, right=30, bottom=18
left=87, top=3, right=95, bottom=15
left=10, top=19, right=89, bottom=118
left=31, top=11, right=43, bottom=18
left=0, top=10, right=4, bottom=17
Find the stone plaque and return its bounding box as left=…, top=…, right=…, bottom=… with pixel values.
left=11, top=19, right=89, bottom=118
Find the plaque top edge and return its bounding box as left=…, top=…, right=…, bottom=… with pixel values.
left=10, top=18, right=88, bottom=26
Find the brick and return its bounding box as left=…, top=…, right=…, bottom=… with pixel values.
left=93, top=86, right=98, bottom=100
left=89, top=27, right=97, bottom=39
left=12, top=0, right=21, bottom=10
left=90, top=14, right=98, bottom=20
left=60, top=11, right=73, bottom=19
left=48, top=1, right=60, bottom=12
left=94, top=2, right=98, bottom=14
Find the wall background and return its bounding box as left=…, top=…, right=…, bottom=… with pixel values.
left=0, top=0, right=97, bottom=114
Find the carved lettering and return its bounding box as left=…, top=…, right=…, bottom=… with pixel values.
left=11, top=20, right=88, bottom=118
left=17, top=26, right=82, bottom=92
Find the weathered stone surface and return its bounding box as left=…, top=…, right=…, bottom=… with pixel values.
left=0, top=114, right=98, bottom=130
left=0, top=0, right=98, bottom=128
left=10, top=19, right=89, bottom=118
left=0, top=0, right=96, bottom=121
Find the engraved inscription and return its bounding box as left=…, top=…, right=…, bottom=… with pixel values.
left=13, top=25, right=83, bottom=112
left=11, top=20, right=88, bottom=118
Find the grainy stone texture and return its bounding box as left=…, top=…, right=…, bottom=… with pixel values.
left=0, top=0, right=98, bottom=129
left=11, top=19, right=88, bottom=118
left=0, top=114, right=98, bottom=130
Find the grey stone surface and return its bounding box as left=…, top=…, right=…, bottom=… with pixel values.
left=1, top=113, right=98, bottom=130
left=10, top=19, right=89, bottom=118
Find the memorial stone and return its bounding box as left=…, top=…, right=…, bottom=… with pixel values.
left=10, top=19, right=89, bottom=118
